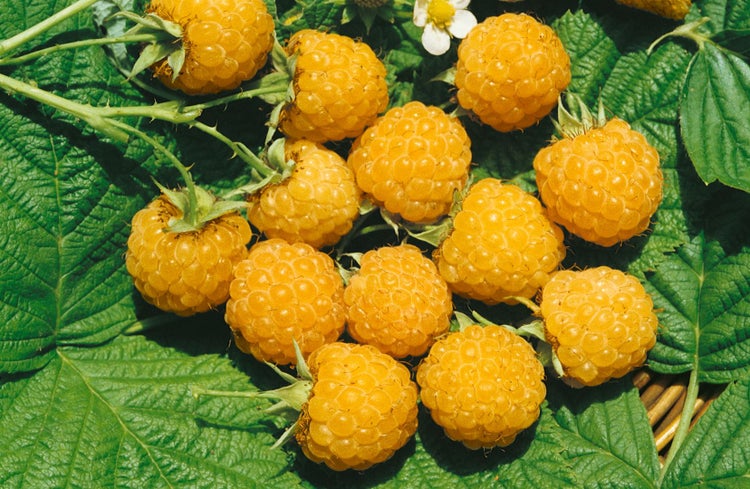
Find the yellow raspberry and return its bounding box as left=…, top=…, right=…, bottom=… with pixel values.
left=126, top=196, right=252, bottom=316
left=417, top=325, right=546, bottom=450
left=347, top=101, right=473, bottom=223
left=433, top=178, right=566, bottom=305
left=344, top=244, right=453, bottom=359
left=146, top=0, right=275, bottom=95
left=533, top=116, right=664, bottom=247
left=540, top=266, right=659, bottom=387
left=455, top=13, right=571, bottom=132
left=297, top=342, right=419, bottom=471
left=615, top=0, right=691, bottom=20
left=279, top=29, right=389, bottom=143
left=247, top=139, right=362, bottom=249
left=225, top=238, right=346, bottom=365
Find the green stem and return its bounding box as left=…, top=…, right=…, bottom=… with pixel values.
left=658, top=367, right=700, bottom=483
left=0, top=72, right=194, bottom=197
left=97, top=100, right=202, bottom=124
left=0, top=32, right=173, bottom=66
left=0, top=0, right=101, bottom=57
left=0, top=72, right=270, bottom=215
left=110, top=119, right=199, bottom=225
left=0, top=72, right=130, bottom=142
left=182, top=78, right=291, bottom=113
left=187, top=120, right=273, bottom=178
left=332, top=210, right=383, bottom=260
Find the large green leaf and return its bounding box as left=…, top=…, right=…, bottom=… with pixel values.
left=547, top=378, right=660, bottom=489
left=645, top=191, right=750, bottom=383
left=0, top=333, right=302, bottom=489
left=554, top=10, right=620, bottom=103
left=0, top=86, right=152, bottom=374
left=687, top=0, right=750, bottom=33
left=680, top=42, right=750, bottom=193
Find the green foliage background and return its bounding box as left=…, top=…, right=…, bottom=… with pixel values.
left=1, top=0, right=749, bottom=487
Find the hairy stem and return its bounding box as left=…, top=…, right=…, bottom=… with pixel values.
left=0, top=72, right=130, bottom=142
left=111, top=119, right=200, bottom=225
left=187, top=120, right=274, bottom=178
left=0, top=0, right=101, bottom=56
left=0, top=32, right=172, bottom=66
left=182, top=77, right=292, bottom=112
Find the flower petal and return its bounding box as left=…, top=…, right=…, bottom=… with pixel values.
left=422, top=24, right=451, bottom=56
left=447, top=10, right=477, bottom=39
left=413, top=0, right=428, bottom=25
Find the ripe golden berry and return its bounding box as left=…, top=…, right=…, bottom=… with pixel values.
left=126, top=196, right=252, bottom=316
left=433, top=178, right=566, bottom=305
left=615, top=0, right=691, bottom=20
left=417, top=325, right=546, bottom=450
left=147, top=0, right=275, bottom=95
left=540, top=266, right=659, bottom=387
left=534, top=117, right=664, bottom=247
left=297, top=342, right=419, bottom=471
left=247, top=139, right=362, bottom=249
left=225, top=239, right=345, bottom=365
left=344, top=244, right=453, bottom=359
left=455, top=13, right=571, bottom=132
left=279, top=29, right=389, bottom=143
left=348, top=101, right=473, bottom=223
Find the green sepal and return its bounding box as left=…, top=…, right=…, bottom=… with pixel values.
left=536, top=340, right=566, bottom=380
left=336, top=252, right=362, bottom=286
left=255, top=37, right=296, bottom=106
left=115, top=12, right=184, bottom=80
left=222, top=171, right=279, bottom=199
left=265, top=137, right=295, bottom=175
left=453, top=311, right=476, bottom=331
left=152, top=180, right=248, bottom=233
left=254, top=72, right=294, bottom=105
left=432, top=66, right=456, bottom=85
left=552, top=92, right=607, bottom=139
left=118, top=12, right=183, bottom=38
left=166, top=48, right=186, bottom=82
left=129, top=42, right=180, bottom=80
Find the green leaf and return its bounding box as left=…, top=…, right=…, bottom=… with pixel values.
left=547, top=378, right=660, bottom=488
left=645, top=219, right=750, bottom=383
left=554, top=10, right=620, bottom=103
left=680, top=42, right=750, bottom=193
left=660, top=373, right=750, bottom=488
left=0, top=95, right=152, bottom=374
left=278, top=0, right=345, bottom=36
left=0, top=334, right=303, bottom=489
left=687, top=0, right=750, bottom=33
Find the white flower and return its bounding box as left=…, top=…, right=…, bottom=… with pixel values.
left=413, top=0, right=477, bottom=56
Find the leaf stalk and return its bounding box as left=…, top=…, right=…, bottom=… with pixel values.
left=658, top=366, right=700, bottom=483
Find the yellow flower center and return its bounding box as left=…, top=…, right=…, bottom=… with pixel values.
left=427, top=0, right=456, bottom=29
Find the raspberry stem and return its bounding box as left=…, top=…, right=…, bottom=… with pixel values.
left=0, top=72, right=131, bottom=143
left=648, top=18, right=712, bottom=55
left=0, top=71, right=275, bottom=183
left=0, top=0, right=100, bottom=57
left=0, top=32, right=175, bottom=67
